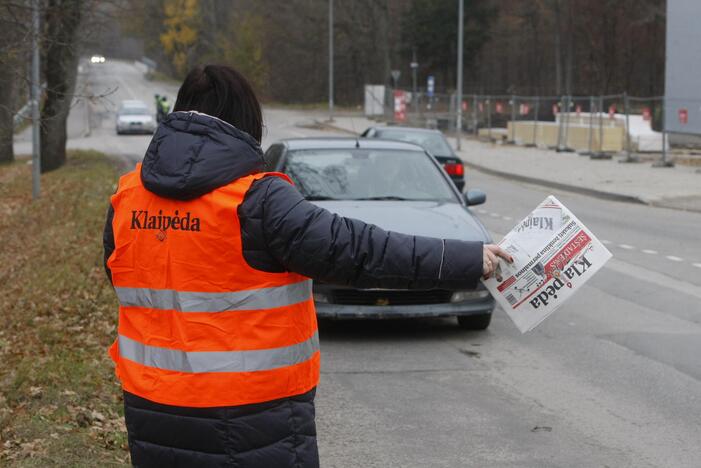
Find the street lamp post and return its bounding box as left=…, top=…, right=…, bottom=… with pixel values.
left=328, top=0, right=334, bottom=122
left=410, top=48, right=418, bottom=114
left=456, top=0, right=464, bottom=151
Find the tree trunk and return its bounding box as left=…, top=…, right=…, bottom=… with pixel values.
left=40, top=0, right=84, bottom=173
left=553, top=0, right=562, bottom=96
left=0, top=10, right=20, bottom=164
left=0, top=60, right=16, bottom=164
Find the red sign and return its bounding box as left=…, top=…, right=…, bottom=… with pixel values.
left=608, top=105, right=616, bottom=119
left=393, top=90, right=406, bottom=122
left=678, top=108, right=688, bottom=125
left=545, top=230, right=592, bottom=279
left=642, top=107, right=652, bottom=121
left=552, top=103, right=559, bottom=115
left=462, top=100, right=468, bottom=112
left=519, top=104, right=530, bottom=115
left=575, top=105, right=582, bottom=116
left=478, top=102, right=484, bottom=112
left=495, top=102, right=504, bottom=114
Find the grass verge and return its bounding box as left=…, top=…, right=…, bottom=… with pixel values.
left=0, top=151, right=129, bottom=466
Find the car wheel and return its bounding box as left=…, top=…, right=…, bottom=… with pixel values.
left=457, top=313, right=491, bottom=330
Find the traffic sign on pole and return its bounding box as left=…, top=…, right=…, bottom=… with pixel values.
left=391, top=69, right=401, bottom=88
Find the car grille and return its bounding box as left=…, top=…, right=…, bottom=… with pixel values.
left=330, top=289, right=453, bottom=306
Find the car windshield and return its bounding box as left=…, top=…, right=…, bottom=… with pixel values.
left=120, top=107, right=150, bottom=116
left=284, top=149, right=458, bottom=202
left=375, top=130, right=453, bottom=156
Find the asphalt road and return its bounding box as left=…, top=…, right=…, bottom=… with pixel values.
left=24, top=60, right=701, bottom=467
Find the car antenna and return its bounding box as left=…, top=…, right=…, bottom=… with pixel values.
left=355, top=137, right=360, bottom=148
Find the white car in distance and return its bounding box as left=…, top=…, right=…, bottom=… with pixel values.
left=116, top=100, right=156, bottom=135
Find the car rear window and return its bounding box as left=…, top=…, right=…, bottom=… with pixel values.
left=375, top=130, right=453, bottom=157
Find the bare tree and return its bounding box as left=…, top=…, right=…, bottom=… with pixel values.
left=40, top=0, right=85, bottom=172
left=0, top=2, right=30, bottom=164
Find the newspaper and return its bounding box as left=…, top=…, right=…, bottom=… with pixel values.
left=482, top=195, right=612, bottom=333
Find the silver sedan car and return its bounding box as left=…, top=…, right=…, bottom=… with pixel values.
left=116, top=100, right=156, bottom=135
left=264, top=138, right=495, bottom=330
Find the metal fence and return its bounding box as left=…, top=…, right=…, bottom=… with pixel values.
left=380, top=90, right=694, bottom=167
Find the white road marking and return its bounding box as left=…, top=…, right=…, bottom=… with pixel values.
left=693, top=263, right=701, bottom=269
left=642, top=249, right=658, bottom=255
left=502, top=216, right=512, bottom=221
left=489, top=213, right=500, bottom=218
left=601, top=240, right=612, bottom=245
left=618, top=244, right=635, bottom=250
left=477, top=209, right=487, bottom=214
left=665, top=255, right=683, bottom=262
left=604, top=258, right=701, bottom=301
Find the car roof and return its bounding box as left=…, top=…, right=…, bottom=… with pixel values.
left=120, top=100, right=148, bottom=108
left=280, top=137, right=426, bottom=152
left=368, top=126, right=443, bottom=135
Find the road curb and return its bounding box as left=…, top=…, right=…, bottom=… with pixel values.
left=464, top=160, right=701, bottom=213
left=462, top=160, right=648, bottom=206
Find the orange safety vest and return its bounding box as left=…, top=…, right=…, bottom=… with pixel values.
left=107, top=165, right=319, bottom=408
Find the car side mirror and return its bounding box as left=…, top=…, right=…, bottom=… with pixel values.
left=464, top=189, right=486, bottom=206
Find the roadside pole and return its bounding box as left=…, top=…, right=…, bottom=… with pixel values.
left=509, top=94, right=516, bottom=144
left=528, top=96, right=539, bottom=147
left=621, top=92, right=639, bottom=163
left=472, top=94, right=478, bottom=136
left=328, top=0, right=334, bottom=122
left=555, top=96, right=564, bottom=151
left=411, top=48, right=418, bottom=114
left=653, top=95, right=674, bottom=167
left=31, top=0, right=41, bottom=199
left=455, top=0, right=464, bottom=151
left=591, top=95, right=606, bottom=158
left=583, top=95, right=594, bottom=155
left=561, top=95, right=574, bottom=152
left=599, top=95, right=604, bottom=153
left=486, top=97, right=492, bottom=142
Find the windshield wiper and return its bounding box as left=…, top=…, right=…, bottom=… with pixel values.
left=353, top=196, right=413, bottom=201
left=305, top=195, right=341, bottom=201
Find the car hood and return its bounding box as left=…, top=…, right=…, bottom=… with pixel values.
left=312, top=200, right=491, bottom=242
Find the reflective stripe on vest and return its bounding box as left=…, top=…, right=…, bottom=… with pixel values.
left=115, top=280, right=312, bottom=313
left=107, top=168, right=319, bottom=407
left=119, top=331, right=319, bottom=373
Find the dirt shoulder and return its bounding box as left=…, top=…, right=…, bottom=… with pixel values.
left=0, top=152, right=129, bottom=466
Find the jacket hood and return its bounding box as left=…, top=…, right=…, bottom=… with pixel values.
left=140, top=111, right=265, bottom=200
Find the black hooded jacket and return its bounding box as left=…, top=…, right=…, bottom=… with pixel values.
left=103, top=111, right=484, bottom=468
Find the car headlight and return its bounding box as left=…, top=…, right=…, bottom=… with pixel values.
left=451, top=290, right=491, bottom=302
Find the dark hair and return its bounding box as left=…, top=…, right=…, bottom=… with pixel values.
left=173, top=65, right=263, bottom=143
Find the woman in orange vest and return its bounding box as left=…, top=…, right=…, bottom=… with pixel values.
left=104, top=64, right=511, bottom=468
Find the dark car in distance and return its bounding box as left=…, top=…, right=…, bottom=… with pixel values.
left=361, top=126, right=465, bottom=191
left=264, top=137, right=495, bottom=329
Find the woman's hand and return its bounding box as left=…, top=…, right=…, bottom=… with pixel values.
left=483, top=244, right=513, bottom=279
